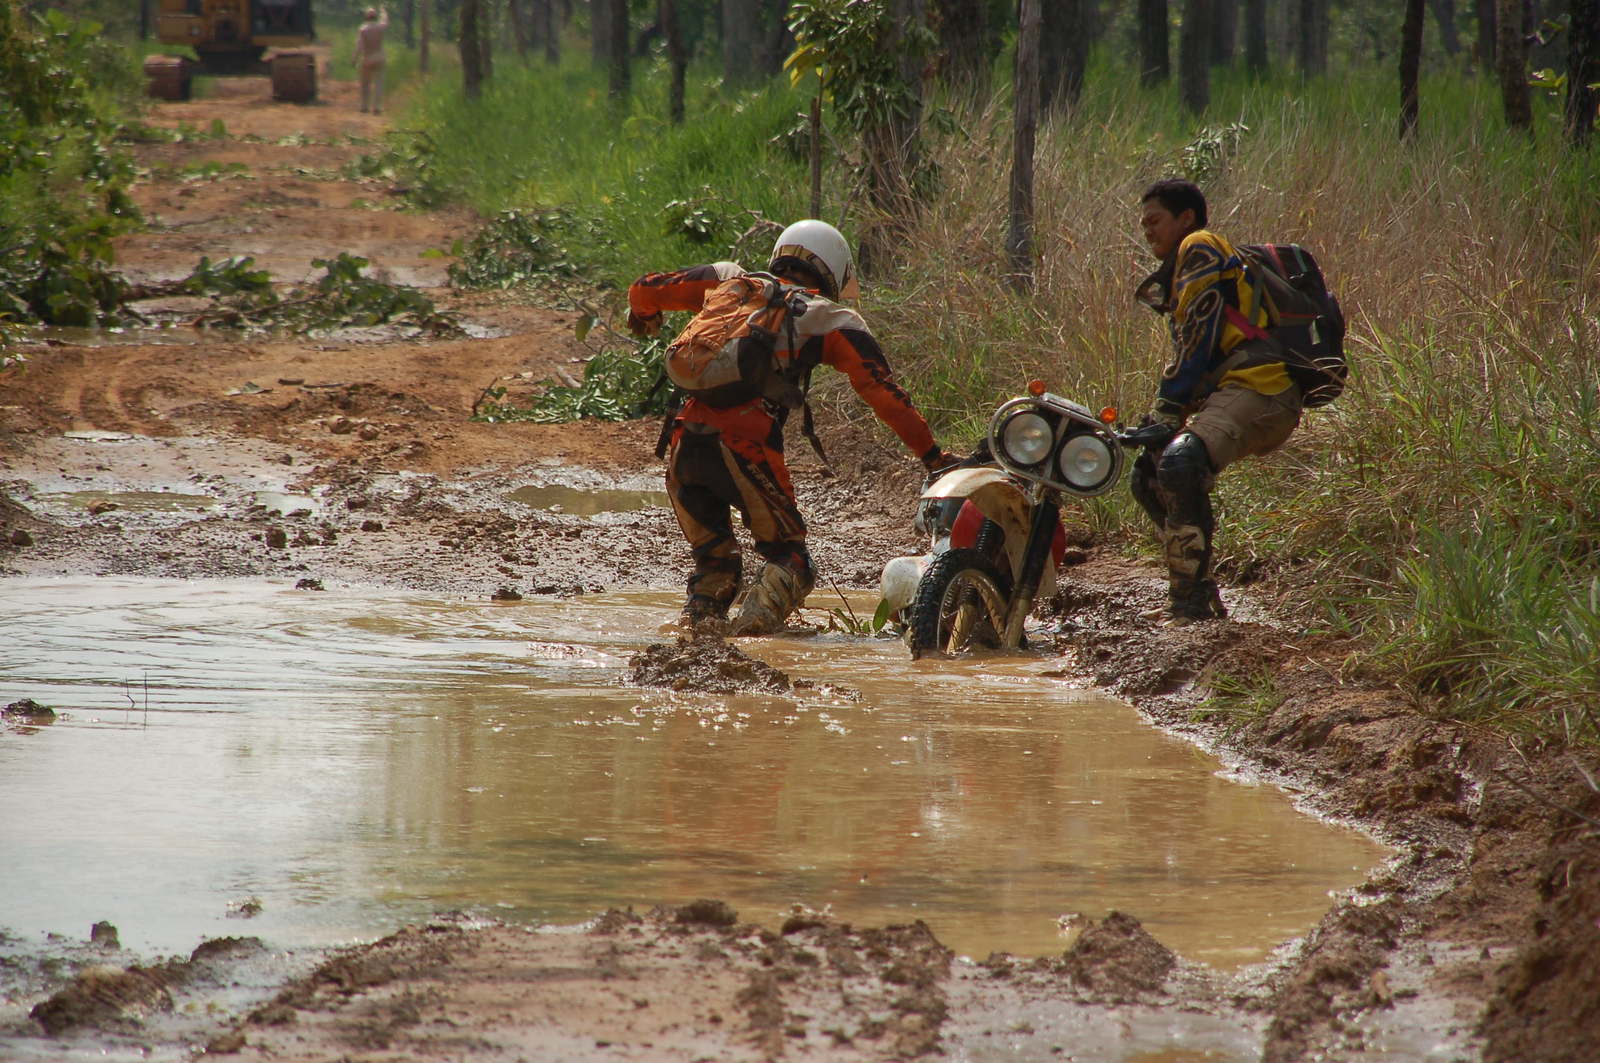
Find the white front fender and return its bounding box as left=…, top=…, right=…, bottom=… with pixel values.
left=921, top=468, right=1056, bottom=594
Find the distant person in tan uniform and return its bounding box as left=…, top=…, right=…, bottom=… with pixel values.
left=355, top=6, right=388, bottom=114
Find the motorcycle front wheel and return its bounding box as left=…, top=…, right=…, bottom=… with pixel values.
left=906, top=548, right=1012, bottom=658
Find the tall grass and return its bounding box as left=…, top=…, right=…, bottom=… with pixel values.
left=397, top=41, right=1599, bottom=742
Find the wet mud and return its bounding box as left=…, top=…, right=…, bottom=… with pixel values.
left=3, top=58, right=1599, bottom=1063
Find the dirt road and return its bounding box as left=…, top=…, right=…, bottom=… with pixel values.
left=2, top=66, right=1597, bottom=1062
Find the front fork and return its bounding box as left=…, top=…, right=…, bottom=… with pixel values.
left=1000, top=488, right=1060, bottom=649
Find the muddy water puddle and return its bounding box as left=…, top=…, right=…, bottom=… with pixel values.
left=0, top=578, right=1386, bottom=969
left=508, top=483, right=670, bottom=514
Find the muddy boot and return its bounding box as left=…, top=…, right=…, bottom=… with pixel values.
left=663, top=594, right=729, bottom=636
left=729, top=563, right=810, bottom=637
left=1167, top=578, right=1226, bottom=625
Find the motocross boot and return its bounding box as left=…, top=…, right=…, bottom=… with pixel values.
left=1167, top=577, right=1227, bottom=625
left=666, top=593, right=730, bottom=638
left=729, top=563, right=812, bottom=636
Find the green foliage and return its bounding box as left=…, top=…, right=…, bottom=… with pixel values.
left=1380, top=526, right=1600, bottom=744
left=178, top=256, right=274, bottom=297
left=786, top=0, right=934, bottom=133
left=344, top=130, right=452, bottom=208
left=1193, top=670, right=1287, bottom=731
left=1180, top=122, right=1250, bottom=187
left=475, top=341, right=673, bottom=424
left=193, top=253, right=461, bottom=335
left=446, top=208, right=594, bottom=289
left=1, top=0, right=142, bottom=335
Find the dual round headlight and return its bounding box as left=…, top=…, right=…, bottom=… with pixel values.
left=999, top=412, right=1054, bottom=467
left=1058, top=433, right=1115, bottom=489
left=997, top=409, right=1116, bottom=492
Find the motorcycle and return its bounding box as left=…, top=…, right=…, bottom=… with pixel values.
left=878, top=384, right=1126, bottom=658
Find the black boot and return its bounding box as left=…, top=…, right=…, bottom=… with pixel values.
left=1169, top=578, right=1226, bottom=624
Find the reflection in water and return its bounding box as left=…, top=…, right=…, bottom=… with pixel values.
left=34, top=490, right=218, bottom=514
left=506, top=483, right=670, bottom=515
left=0, top=580, right=1386, bottom=967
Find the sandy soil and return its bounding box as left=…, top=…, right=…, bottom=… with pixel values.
left=2, top=62, right=1598, bottom=1062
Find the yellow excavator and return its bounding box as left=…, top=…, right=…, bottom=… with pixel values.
left=144, top=0, right=317, bottom=103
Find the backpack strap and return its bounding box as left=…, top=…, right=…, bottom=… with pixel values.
left=777, top=285, right=831, bottom=470
left=654, top=392, right=682, bottom=459
left=1224, top=303, right=1272, bottom=343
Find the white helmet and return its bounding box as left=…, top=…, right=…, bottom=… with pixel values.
left=769, top=219, right=859, bottom=300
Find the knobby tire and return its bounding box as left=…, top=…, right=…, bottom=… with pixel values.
left=907, top=548, right=1011, bottom=658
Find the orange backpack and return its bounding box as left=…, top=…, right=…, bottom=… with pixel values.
left=664, top=273, right=807, bottom=409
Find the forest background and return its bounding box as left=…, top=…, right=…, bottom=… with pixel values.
left=3, top=0, right=1598, bottom=747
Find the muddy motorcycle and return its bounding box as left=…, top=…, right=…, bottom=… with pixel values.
left=879, top=386, right=1126, bottom=658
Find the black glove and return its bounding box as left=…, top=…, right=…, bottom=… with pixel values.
left=627, top=310, right=663, bottom=337
left=921, top=446, right=962, bottom=473
left=1117, top=413, right=1179, bottom=451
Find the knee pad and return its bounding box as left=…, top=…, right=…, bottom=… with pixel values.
left=1156, top=433, right=1215, bottom=532
left=1156, top=432, right=1214, bottom=493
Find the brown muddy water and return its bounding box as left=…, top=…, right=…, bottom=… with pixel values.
left=0, top=578, right=1387, bottom=969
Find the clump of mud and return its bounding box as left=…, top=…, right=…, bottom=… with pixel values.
left=627, top=634, right=792, bottom=694
left=25, top=934, right=268, bottom=1035
left=1058, top=910, right=1176, bottom=1002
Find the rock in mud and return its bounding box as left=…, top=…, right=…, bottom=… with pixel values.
left=627, top=636, right=792, bottom=694
left=673, top=899, right=739, bottom=928
left=3, top=698, right=55, bottom=719
left=30, top=964, right=174, bottom=1034
left=1058, top=910, right=1176, bottom=1001
left=90, top=921, right=120, bottom=950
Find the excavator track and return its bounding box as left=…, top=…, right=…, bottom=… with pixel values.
left=143, top=55, right=193, bottom=101
left=269, top=52, right=317, bottom=103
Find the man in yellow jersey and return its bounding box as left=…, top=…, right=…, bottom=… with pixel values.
left=1127, top=179, right=1302, bottom=624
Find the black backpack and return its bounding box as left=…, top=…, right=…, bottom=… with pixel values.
left=1230, top=243, right=1349, bottom=408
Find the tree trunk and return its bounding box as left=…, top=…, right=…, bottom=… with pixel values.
left=936, top=0, right=990, bottom=91
left=721, top=0, right=763, bottom=85
left=1138, top=0, right=1170, bottom=85
left=809, top=93, right=823, bottom=217
left=1428, top=0, right=1461, bottom=55
left=1476, top=0, right=1496, bottom=71
left=1497, top=0, right=1532, bottom=129
left=1210, top=0, right=1238, bottom=65
left=662, top=0, right=686, bottom=123
left=1040, top=0, right=1086, bottom=111
left=421, top=0, right=431, bottom=74
left=1295, top=0, right=1328, bottom=76
left=1568, top=0, right=1600, bottom=145
left=480, top=0, right=495, bottom=81
left=1401, top=0, right=1425, bottom=140
left=461, top=0, right=483, bottom=97
left=1179, top=0, right=1211, bottom=112
left=1008, top=0, right=1041, bottom=293
left=592, top=0, right=608, bottom=66
left=544, top=0, right=560, bottom=63
left=509, top=0, right=529, bottom=58
left=403, top=0, right=415, bottom=48
left=608, top=0, right=629, bottom=98
left=1243, top=0, right=1268, bottom=73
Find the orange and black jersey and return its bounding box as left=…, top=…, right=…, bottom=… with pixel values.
left=628, top=262, right=937, bottom=458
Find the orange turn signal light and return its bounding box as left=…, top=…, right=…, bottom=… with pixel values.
left=1099, top=406, right=1118, bottom=424
left=1027, top=379, right=1047, bottom=397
